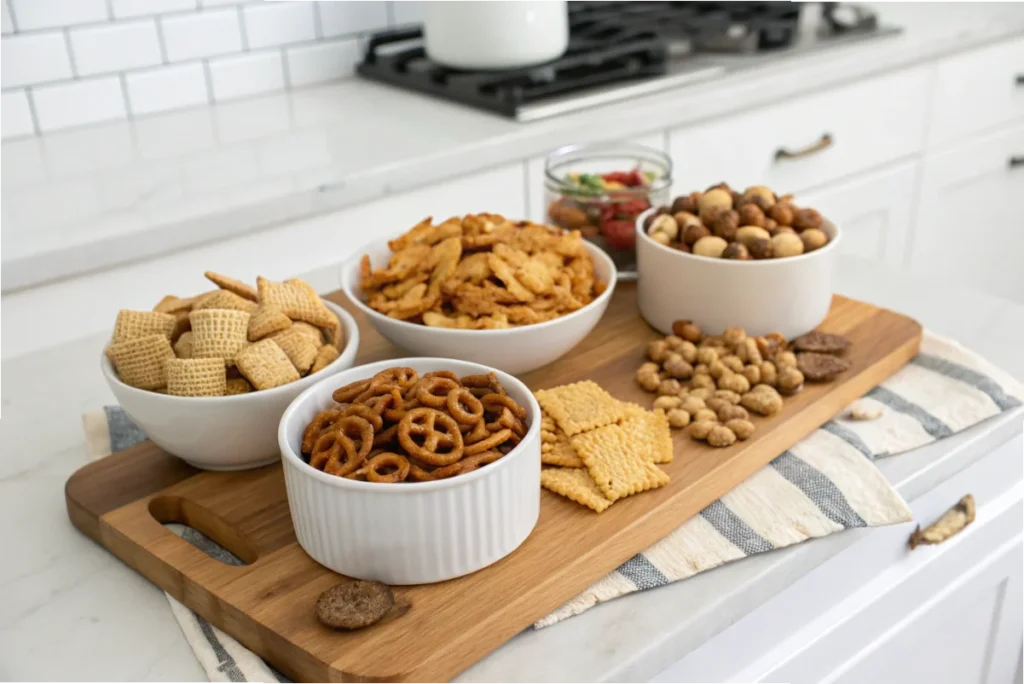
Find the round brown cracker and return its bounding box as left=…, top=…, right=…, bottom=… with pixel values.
left=796, top=352, right=851, bottom=381
left=791, top=331, right=851, bottom=354
left=315, top=580, right=394, bottom=630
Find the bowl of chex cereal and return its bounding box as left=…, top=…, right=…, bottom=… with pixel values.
left=101, top=272, right=359, bottom=471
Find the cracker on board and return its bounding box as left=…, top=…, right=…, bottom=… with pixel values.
left=166, top=357, right=227, bottom=397
left=112, top=310, right=176, bottom=342
left=235, top=339, right=301, bottom=390
left=173, top=331, right=193, bottom=359
left=107, top=334, right=176, bottom=390
left=225, top=377, right=254, bottom=395
left=204, top=271, right=258, bottom=301
left=541, top=468, right=613, bottom=513
left=535, top=380, right=625, bottom=436
left=257, top=276, right=334, bottom=327
left=310, top=344, right=340, bottom=374
left=248, top=305, right=292, bottom=341
left=620, top=409, right=674, bottom=464
left=540, top=409, right=584, bottom=467
left=192, top=289, right=258, bottom=314
left=190, top=309, right=251, bottom=365
left=271, top=327, right=318, bottom=374
left=571, top=424, right=670, bottom=502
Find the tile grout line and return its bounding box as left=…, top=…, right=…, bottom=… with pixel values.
left=118, top=73, right=134, bottom=118
left=280, top=47, right=292, bottom=89
left=155, top=15, right=170, bottom=64
left=4, top=0, right=17, bottom=32
left=201, top=59, right=216, bottom=104
left=103, top=0, right=114, bottom=21
left=385, top=1, right=395, bottom=28
left=62, top=28, right=80, bottom=79
left=237, top=5, right=249, bottom=51
left=312, top=2, right=323, bottom=40
left=23, top=86, right=42, bottom=135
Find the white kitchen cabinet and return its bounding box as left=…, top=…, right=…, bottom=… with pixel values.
left=909, top=123, right=1024, bottom=303
left=666, top=66, right=930, bottom=197
left=799, top=161, right=917, bottom=269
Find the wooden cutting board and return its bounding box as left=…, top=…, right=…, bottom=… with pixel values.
left=65, top=284, right=921, bottom=682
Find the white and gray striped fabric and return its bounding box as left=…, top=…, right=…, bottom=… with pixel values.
left=81, top=331, right=1023, bottom=681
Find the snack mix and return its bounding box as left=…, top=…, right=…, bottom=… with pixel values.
left=359, top=214, right=606, bottom=329
left=301, top=367, right=528, bottom=483
left=645, top=182, right=831, bottom=259
left=105, top=272, right=344, bottom=396
left=537, top=380, right=672, bottom=513
left=635, top=321, right=851, bottom=447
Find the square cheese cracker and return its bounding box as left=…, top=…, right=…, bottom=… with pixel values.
left=535, top=380, right=625, bottom=436
left=571, top=423, right=670, bottom=502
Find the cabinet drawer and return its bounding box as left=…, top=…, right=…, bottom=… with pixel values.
left=927, top=37, right=1024, bottom=149
left=667, top=66, right=930, bottom=195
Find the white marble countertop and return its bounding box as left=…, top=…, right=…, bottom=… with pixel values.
left=4, top=3, right=1024, bottom=292
left=1, top=256, right=1022, bottom=681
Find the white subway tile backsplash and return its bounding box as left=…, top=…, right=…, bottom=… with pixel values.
left=2, top=1, right=14, bottom=34
left=242, top=2, right=315, bottom=49
left=200, top=0, right=256, bottom=6
left=32, top=77, right=126, bottom=132
left=1, top=90, right=35, bottom=139
left=391, top=1, right=426, bottom=26
left=318, top=2, right=389, bottom=37
left=111, top=0, right=196, bottom=18
left=161, top=8, right=242, bottom=61
left=1, top=32, right=72, bottom=88
left=126, top=62, right=208, bottom=114
left=70, top=20, right=162, bottom=75
left=209, top=51, right=283, bottom=101
left=10, top=0, right=108, bottom=31
left=286, top=38, right=359, bottom=87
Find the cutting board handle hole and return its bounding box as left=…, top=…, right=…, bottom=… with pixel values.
left=149, top=495, right=259, bottom=565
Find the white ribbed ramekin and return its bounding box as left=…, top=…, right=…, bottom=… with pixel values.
left=278, top=357, right=541, bottom=585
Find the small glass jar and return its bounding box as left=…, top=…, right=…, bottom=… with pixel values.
left=544, top=142, right=672, bottom=278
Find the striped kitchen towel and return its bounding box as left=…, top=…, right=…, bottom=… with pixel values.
left=81, top=331, right=1023, bottom=680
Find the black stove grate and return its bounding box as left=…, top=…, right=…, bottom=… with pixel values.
left=356, top=2, right=804, bottom=118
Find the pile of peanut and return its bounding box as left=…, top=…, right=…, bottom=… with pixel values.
left=635, top=320, right=807, bottom=447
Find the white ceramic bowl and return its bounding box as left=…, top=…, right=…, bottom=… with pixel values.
left=101, top=300, right=360, bottom=471
left=340, top=239, right=617, bottom=375
left=635, top=208, right=841, bottom=339
left=278, top=357, right=541, bottom=585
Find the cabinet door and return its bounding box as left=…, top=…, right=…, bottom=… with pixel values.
left=799, top=162, right=917, bottom=269
left=910, top=124, right=1024, bottom=303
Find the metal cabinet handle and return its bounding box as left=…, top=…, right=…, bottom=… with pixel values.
left=774, top=133, right=833, bottom=162
left=1010, top=156, right=1024, bottom=169
left=909, top=494, right=975, bottom=549
left=1016, top=74, right=1024, bottom=86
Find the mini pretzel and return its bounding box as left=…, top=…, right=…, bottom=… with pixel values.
left=424, top=370, right=460, bottom=382
left=464, top=428, right=512, bottom=455
left=373, top=423, right=399, bottom=447
left=342, top=403, right=383, bottom=431
left=333, top=415, right=375, bottom=460
left=432, top=450, right=504, bottom=478
left=408, top=463, right=436, bottom=482
left=363, top=452, right=410, bottom=483
left=464, top=419, right=491, bottom=444
left=302, top=409, right=344, bottom=454
left=398, top=407, right=464, bottom=466
left=481, top=393, right=527, bottom=421
left=446, top=388, right=484, bottom=426
left=461, top=373, right=506, bottom=398
left=333, top=379, right=370, bottom=403
left=416, top=377, right=460, bottom=408
left=310, top=430, right=365, bottom=477
left=486, top=406, right=526, bottom=437
left=370, top=367, right=419, bottom=392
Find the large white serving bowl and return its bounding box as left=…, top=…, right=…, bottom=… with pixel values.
left=278, top=357, right=542, bottom=585
left=101, top=300, right=359, bottom=471
left=635, top=208, right=842, bottom=339
left=340, top=239, right=617, bottom=375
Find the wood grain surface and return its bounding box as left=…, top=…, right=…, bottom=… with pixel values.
left=65, top=284, right=922, bottom=682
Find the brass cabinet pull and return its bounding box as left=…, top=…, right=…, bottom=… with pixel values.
left=909, top=494, right=976, bottom=549
left=774, top=133, right=834, bottom=161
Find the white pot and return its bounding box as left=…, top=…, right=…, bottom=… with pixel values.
left=635, top=209, right=842, bottom=339
left=424, top=1, right=569, bottom=70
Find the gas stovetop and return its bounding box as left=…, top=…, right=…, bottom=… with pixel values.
left=357, top=2, right=901, bottom=121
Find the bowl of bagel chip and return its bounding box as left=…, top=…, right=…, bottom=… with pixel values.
left=101, top=272, right=359, bottom=470
left=279, top=357, right=542, bottom=584
left=340, top=214, right=616, bottom=375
